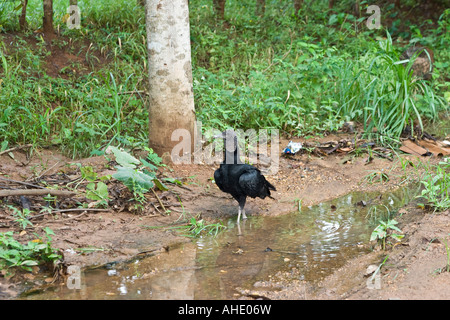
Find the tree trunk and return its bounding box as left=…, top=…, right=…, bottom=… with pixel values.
left=42, top=0, right=54, bottom=35
left=293, top=0, right=303, bottom=16
left=213, top=0, right=226, bottom=19
left=256, top=0, right=265, bottom=16
left=354, top=0, right=360, bottom=17
left=145, top=0, right=196, bottom=159
left=19, top=0, right=28, bottom=30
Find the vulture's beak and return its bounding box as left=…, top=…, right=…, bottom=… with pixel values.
left=214, top=131, right=227, bottom=139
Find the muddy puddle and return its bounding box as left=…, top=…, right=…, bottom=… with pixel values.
left=20, top=184, right=421, bottom=300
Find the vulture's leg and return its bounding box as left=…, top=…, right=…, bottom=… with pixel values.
left=237, top=196, right=247, bottom=223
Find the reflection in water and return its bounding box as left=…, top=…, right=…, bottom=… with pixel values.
left=21, top=185, right=420, bottom=300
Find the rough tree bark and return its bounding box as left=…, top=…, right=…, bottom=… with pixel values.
left=354, top=0, right=360, bottom=17
left=42, top=0, right=54, bottom=35
left=213, top=0, right=226, bottom=19
left=19, top=0, right=28, bottom=30
left=329, top=0, right=334, bottom=9
left=256, top=0, right=265, bottom=16
left=293, top=0, right=303, bottom=16
left=145, top=0, right=196, bottom=158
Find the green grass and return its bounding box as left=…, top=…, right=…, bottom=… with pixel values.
left=341, top=32, right=447, bottom=146
left=0, top=0, right=448, bottom=159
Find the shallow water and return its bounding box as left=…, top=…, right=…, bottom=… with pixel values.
left=21, top=184, right=420, bottom=299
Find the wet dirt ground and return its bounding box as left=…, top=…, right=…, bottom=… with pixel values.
left=1, top=134, right=449, bottom=299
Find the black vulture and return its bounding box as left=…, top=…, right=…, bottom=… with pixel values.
left=213, top=129, right=276, bottom=223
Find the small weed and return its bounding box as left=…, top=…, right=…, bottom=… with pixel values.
left=169, top=217, right=226, bottom=238
left=442, top=237, right=450, bottom=273
left=109, top=146, right=168, bottom=205
left=0, top=227, right=61, bottom=276
left=433, top=236, right=450, bottom=274
left=8, top=206, right=33, bottom=230
left=363, top=171, right=390, bottom=184
left=181, top=217, right=226, bottom=238
left=85, top=181, right=109, bottom=207
left=82, top=166, right=110, bottom=206
left=144, top=214, right=226, bottom=238
left=66, top=164, right=110, bottom=207
left=370, top=218, right=404, bottom=250
left=417, top=161, right=450, bottom=212
left=293, top=197, right=302, bottom=212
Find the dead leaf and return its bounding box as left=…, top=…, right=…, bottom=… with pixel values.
left=399, top=140, right=428, bottom=156
left=417, top=140, right=450, bottom=156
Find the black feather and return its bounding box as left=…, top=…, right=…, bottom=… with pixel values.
left=214, top=129, right=276, bottom=222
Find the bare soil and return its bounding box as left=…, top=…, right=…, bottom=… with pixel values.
left=0, top=134, right=449, bottom=300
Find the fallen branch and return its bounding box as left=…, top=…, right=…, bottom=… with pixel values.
left=27, top=160, right=61, bottom=182
left=29, top=208, right=110, bottom=220
left=0, top=189, right=76, bottom=198
left=0, top=177, right=46, bottom=189
left=51, top=208, right=109, bottom=213
left=0, top=144, right=33, bottom=156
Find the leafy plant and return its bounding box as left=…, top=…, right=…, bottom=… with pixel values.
left=109, top=146, right=167, bottom=203
left=417, top=160, right=450, bottom=212
left=0, top=227, right=61, bottom=275
left=70, top=165, right=110, bottom=206
left=182, top=217, right=226, bottom=238
left=8, top=206, right=33, bottom=230
left=370, top=218, right=404, bottom=250
left=86, top=181, right=109, bottom=205
left=363, top=170, right=390, bottom=184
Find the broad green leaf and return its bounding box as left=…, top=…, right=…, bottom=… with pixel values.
left=109, top=146, right=140, bottom=168
left=81, top=166, right=97, bottom=182
left=113, top=167, right=154, bottom=192
left=86, top=182, right=109, bottom=201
